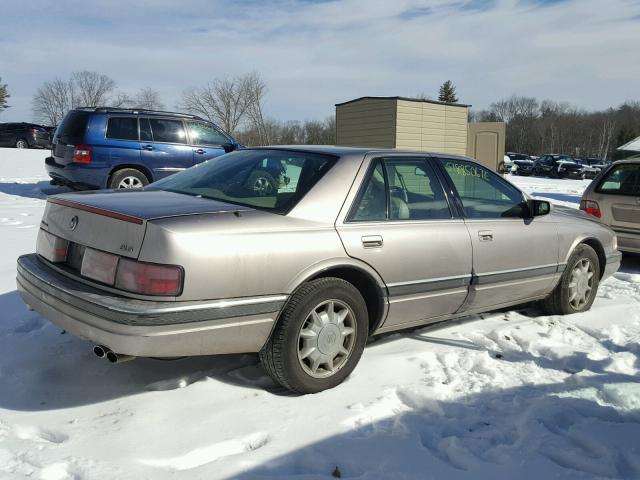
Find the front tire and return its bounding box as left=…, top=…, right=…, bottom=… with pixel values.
left=541, top=244, right=600, bottom=315
left=246, top=170, right=277, bottom=196
left=260, top=278, right=368, bottom=394
left=109, top=168, right=149, bottom=189
left=16, top=139, right=29, bottom=149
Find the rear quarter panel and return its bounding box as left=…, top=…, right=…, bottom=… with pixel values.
left=139, top=212, right=349, bottom=301
left=552, top=207, right=617, bottom=267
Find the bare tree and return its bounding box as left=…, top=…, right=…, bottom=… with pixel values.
left=70, top=71, right=117, bottom=107
left=110, top=91, right=132, bottom=108
left=181, top=74, right=258, bottom=134
left=131, top=87, right=164, bottom=110
left=32, top=78, right=73, bottom=126
left=244, top=72, right=269, bottom=144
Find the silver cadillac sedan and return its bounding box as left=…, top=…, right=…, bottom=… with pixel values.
left=17, top=147, right=621, bottom=393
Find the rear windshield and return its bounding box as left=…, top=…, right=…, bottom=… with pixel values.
left=148, top=149, right=336, bottom=214
left=596, top=164, right=640, bottom=196
left=56, top=111, right=90, bottom=144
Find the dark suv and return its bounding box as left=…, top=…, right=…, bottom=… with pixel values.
left=0, top=122, right=53, bottom=149
left=533, top=154, right=578, bottom=177
left=46, top=108, right=240, bottom=190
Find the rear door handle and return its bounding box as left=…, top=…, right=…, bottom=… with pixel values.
left=194, top=148, right=206, bottom=155
left=361, top=235, right=383, bottom=248
left=478, top=230, right=493, bottom=242
left=141, top=145, right=153, bottom=151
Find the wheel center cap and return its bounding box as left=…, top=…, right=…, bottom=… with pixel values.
left=318, top=324, right=341, bottom=356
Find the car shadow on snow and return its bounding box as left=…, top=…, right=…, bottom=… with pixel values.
left=0, top=290, right=284, bottom=411
left=0, top=181, right=70, bottom=200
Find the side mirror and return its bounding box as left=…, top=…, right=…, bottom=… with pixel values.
left=414, top=167, right=427, bottom=177
left=222, top=142, right=236, bottom=153
left=526, top=199, right=551, bottom=217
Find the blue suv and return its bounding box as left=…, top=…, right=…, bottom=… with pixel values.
left=46, top=108, right=240, bottom=190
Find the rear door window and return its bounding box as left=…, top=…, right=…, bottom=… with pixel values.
left=56, top=111, right=90, bottom=144
left=349, top=158, right=451, bottom=222
left=186, top=121, right=228, bottom=146
left=106, top=117, right=139, bottom=141
left=596, top=164, right=640, bottom=196
left=148, top=118, right=187, bottom=144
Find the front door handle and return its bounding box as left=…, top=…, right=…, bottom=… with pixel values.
left=478, top=230, right=494, bottom=242
left=194, top=148, right=206, bottom=155
left=361, top=235, right=383, bottom=248
left=141, top=144, right=153, bottom=151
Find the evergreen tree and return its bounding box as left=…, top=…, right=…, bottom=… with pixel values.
left=438, top=80, right=459, bottom=103
left=0, top=77, right=9, bottom=113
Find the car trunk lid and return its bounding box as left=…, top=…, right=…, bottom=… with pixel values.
left=41, top=190, right=253, bottom=258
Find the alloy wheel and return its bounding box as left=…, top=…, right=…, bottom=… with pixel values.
left=16, top=140, right=27, bottom=149
left=297, top=299, right=357, bottom=378
left=568, top=258, right=595, bottom=310
left=117, top=176, right=143, bottom=189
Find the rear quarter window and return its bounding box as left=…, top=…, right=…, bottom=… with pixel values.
left=106, top=117, right=139, bottom=141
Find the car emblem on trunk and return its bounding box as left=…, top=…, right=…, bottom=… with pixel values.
left=69, top=216, right=79, bottom=231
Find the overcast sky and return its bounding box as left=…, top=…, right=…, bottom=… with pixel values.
left=1, top=0, right=639, bottom=124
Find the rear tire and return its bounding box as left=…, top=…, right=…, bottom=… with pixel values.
left=109, top=168, right=149, bottom=189
left=260, top=278, right=368, bottom=394
left=16, top=139, right=28, bottom=149
left=541, top=244, right=600, bottom=315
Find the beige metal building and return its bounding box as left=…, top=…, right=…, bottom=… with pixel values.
left=335, top=96, right=505, bottom=171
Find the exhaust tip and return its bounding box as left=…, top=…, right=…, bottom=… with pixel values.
left=93, top=345, right=107, bottom=358
left=106, top=351, right=136, bottom=364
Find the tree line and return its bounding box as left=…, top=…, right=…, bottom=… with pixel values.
left=472, top=95, right=640, bottom=160
left=10, top=72, right=640, bottom=157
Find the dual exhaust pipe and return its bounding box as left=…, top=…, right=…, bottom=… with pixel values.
left=93, top=345, right=136, bottom=364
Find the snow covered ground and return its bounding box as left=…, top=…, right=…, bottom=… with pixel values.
left=0, top=148, right=638, bottom=480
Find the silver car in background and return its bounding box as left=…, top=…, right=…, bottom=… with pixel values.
left=17, top=147, right=621, bottom=393
left=581, top=159, right=640, bottom=253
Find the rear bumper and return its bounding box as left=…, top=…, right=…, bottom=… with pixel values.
left=30, top=136, right=50, bottom=148
left=613, top=229, right=640, bottom=254
left=45, top=156, right=106, bottom=190
left=16, top=254, right=285, bottom=357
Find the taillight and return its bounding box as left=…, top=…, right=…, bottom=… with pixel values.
left=36, top=230, right=69, bottom=263
left=115, top=258, right=183, bottom=296
left=580, top=199, right=601, bottom=218
left=72, top=144, right=91, bottom=164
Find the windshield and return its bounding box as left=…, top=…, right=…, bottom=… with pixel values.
left=148, top=149, right=336, bottom=213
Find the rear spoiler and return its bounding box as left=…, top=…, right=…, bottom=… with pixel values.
left=48, top=198, right=144, bottom=225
